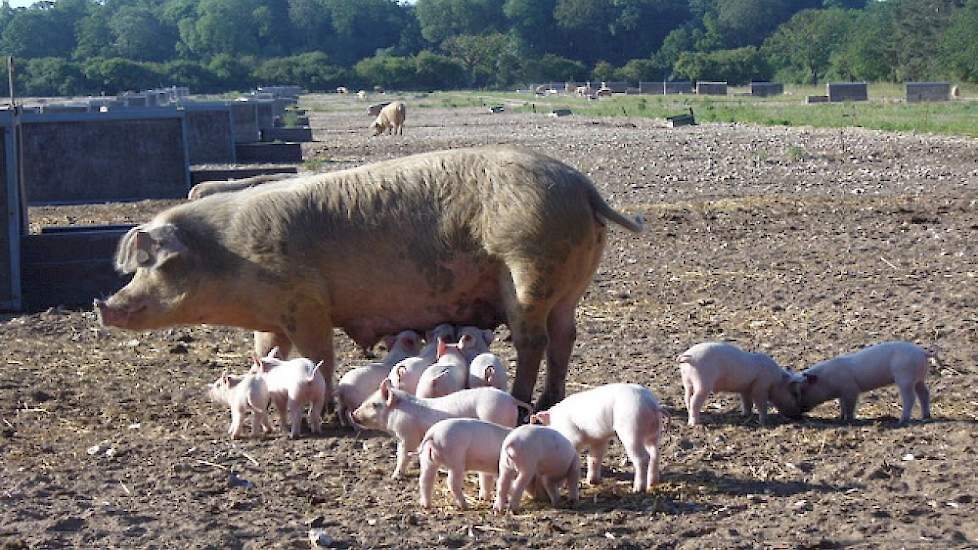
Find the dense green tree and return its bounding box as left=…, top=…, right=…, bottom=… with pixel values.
left=23, top=57, right=89, bottom=96
left=520, top=53, right=586, bottom=82
left=673, top=46, right=770, bottom=85
left=414, top=50, right=467, bottom=89
left=890, top=0, right=960, bottom=81
left=827, top=3, right=896, bottom=81
left=324, top=0, right=410, bottom=64
left=180, top=0, right=262, bottom=58
left=207, top=52, right=256, bottom=90
left=83, top=57, right=162, bottom=93
left=415, top=0, right=507, bottom=43
left=354, top=54, right=417, bottom=89
left=616, top=58, right=663, bottom=82
left=161, top=59, right=219, bottom=91
left=441, top=32, right=512, bottom=86
left=110, top=5, right=175, bottom=62
left=941, top=0, right=978, bottom=81
left=762, top=9, right=852, bottom=84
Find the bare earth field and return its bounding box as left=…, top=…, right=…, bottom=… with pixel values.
left=3, top=95, right=978, bottom=548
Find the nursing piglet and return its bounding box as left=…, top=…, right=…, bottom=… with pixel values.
left=455, top=326, right=494, bottom=362
left=493, top=425, right=579, bottom=513
left=336, top=330, right=421, bottom=425
left=415, top=340, right=469, bottom=398
left=531, top=383, right=667, bottom=493
left=418, top=419, right=511, bottom=509
left=797, top=341, right=932, bottom=425
left=468, top=353, right=508, bottom=390
left=677, top=341, right=802, bottom=426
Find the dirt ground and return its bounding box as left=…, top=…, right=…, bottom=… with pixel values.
left=3, top=95, right=978, bottom=549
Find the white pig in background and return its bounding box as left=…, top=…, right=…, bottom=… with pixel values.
left=207, top=372, right=274, bottom=439
left=335, top=330, right=422, bottom=425
left=795, top=341, right=933, bottom=425
left=351, top=380, right=527, bottom=478
left=531, top=383, right=667, bottom=493
left=493, top=424, right=580, bottom=513
left=252, top=349, right=327, bottom=438
left=468, top=353, right=508, bottom=390
left=418, top=419, right=511, bottom=509
left=415, top=340, right=469, bottom=398
left=676, top=341, right=802, bottom=426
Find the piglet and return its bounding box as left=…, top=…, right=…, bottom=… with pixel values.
left=415, top=340, right=469, bottom=398
left=493, top=424, right=580, bottom=513
left=418, top=418, right=511, bottom=509
left=468, top=353, right=508, bottom=391
left=388, top=356, right=434, bottom=394
left=531, top=383, right=667, bottom=493
left=677, top=341, right=802, bottom=426
left=336, top=330, right=421, bottom=426
left=207, top=372, right=274, bottom=439
left=455, top=326, right=494, bottom=362
left=351, top=380, right=529, bottom=478
left=419, top=324, right=456, bottom=363
left=797, top=341, right=933, bottom=425
left=253, top=349, right=327, bottom=438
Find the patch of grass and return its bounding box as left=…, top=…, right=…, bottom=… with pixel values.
left=786, top=145, right=806, bottom=162
left=302, top=158, right=329, bottom=172
left=437, top=85, right=978, bottom=137
left=281, top=110, right=299, bottom=128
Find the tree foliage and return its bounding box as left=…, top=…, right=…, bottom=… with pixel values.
left=0, top=0, right=973, bottom=96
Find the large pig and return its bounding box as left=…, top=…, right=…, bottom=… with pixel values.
left=677, top=341, right=802, bottom=426
left=493, top=424, right=580, bottom=513
left=794, top=341, right=933, bottom=425
left=531, top=383, right=667, bottom=493
left=187, top=173, right=297, bottom=201
left=94, top=146, right=643, bottom=413
left=335, top=330, right=422, bottom=426
left=418, top=418, right=511, bottom=509
left=351, top=380, right=527, bottom=478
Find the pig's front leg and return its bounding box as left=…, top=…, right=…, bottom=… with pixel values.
left=493, top=466, right=516, bottom=513
left=914, top=381, right=931, bottom=420
left=446, top=468, right=467, bottom=509
left=229, top=409, right=244, bottom=439
left=751, top=388, right=770, bottom=426
left=392, top=440, right=410, bottom=479
left=284, top=308, right=336, bottom=410
left=897, top=382, right=917, bottom=426
left=565, top=456, right=581, bottom=504
left=740, top=392, right=753, bottom=417
left=838, top=392, right=859, bottom=422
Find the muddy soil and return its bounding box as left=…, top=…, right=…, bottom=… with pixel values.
left=3, top=95, right=977, bottom=549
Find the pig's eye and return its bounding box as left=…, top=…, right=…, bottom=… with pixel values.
left=373, top=403, right=381, bottom=409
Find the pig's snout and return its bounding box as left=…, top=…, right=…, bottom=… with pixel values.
left=93, top=298, right=145, bottom=328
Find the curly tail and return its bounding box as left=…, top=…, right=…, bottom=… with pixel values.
left=588, top=187, right=644, bottom=233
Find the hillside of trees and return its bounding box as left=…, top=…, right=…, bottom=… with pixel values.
left=1, top=0, right=976, bottom=97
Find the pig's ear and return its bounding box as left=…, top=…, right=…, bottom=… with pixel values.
left=530, top=411, right=550, bottom=425
left=381, top=335, right=395, bottom=350
left=119, top=223, right=187, bottom=272
left=395, top=365, right=407, bottom=381
left=436, top=339, right=447, bottom=358
left=484, top=365, right=495, bottom=384
left=266, top=347, right=280, bottom=360
left=379, top=378, right=392, bottom=397
left=803, top=373, right=818, bottom=384
left=459, top=334, right=474, bottom=350
left=481, top=330, right=494, bottom=346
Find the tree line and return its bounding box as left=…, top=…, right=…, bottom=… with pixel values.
left=1, top=0, right=975, bottom=97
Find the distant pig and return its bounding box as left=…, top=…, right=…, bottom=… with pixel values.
left=351, top=380, right=527, bottom=478
left=207, top=372, right=274, bottom=439
left=493, top=424, right=580, bottom=513
left=336, top=330, right=422, bottom=425
left=468, top=353, right=507, bottom=390
left=418, top=418, right=511, bottom=509
left=531, top=383, right=667, bottom=493
left=415, top=340, right=469, bottom=398
left=456, top=326, right=494, bottom=362
left=252, top=349, right=327, bottom=438
left=677, top=341, right=802, bottom=426
left=796, top=341, right=933, bottom=425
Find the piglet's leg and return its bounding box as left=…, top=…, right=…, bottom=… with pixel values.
left=493, top=466, right=516, bottom=513
left=586, top=439, right=609, bottom=485
left=478, top=473, right=494, bottom=500
left=418, top=450, right=438, bottom=508
left=897, top=383, right=917, bottom=426
left=447, top=468, right=467, bottom=510
left=914, top=381, right=931, bottom=419
left=839, top=393, right=858, bottom=422
left=392, top=440, right=410, bottom=479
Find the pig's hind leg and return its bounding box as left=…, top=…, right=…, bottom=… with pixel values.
left=740, top=392, right=753, bottom=417
left=478, top=473, right=495, bottom=500
left=418, top=445, right=439, bottom=508
left=620, top=431, right=650, bottom=493
left=585, top=439, right=609, bottom=485
left=308, top=395, right=325, bottom=435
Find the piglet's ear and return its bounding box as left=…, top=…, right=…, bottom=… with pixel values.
left=482, top=330, right=494, bottom=346
left=437, top=339, right=447, bottom=358
left=382, top=335, right=396, bottom=350
left=396, top=365, right=407, bottom=380
left=401, top=336, right=417, bottom=351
